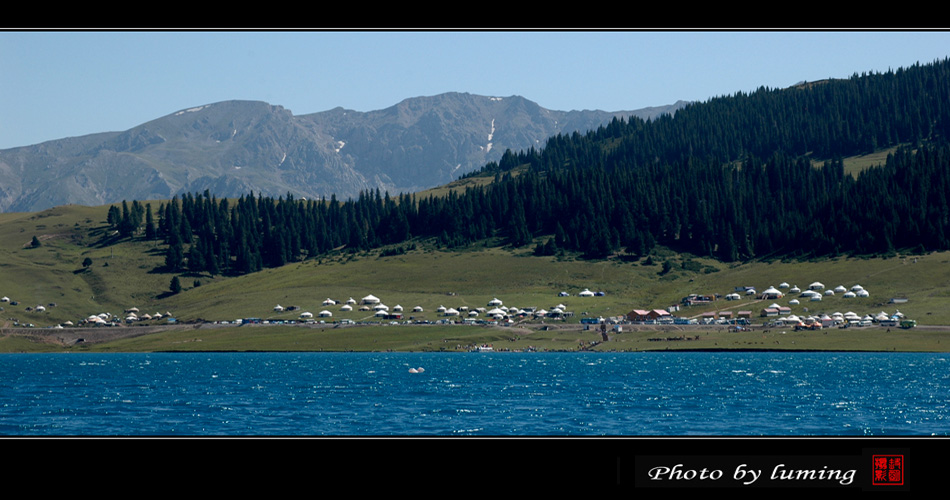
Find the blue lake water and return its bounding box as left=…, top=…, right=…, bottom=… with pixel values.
left=1, top=351, right=948, bottom=436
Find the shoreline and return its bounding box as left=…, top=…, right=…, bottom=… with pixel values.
left=3, top=321, right=949, bottom=354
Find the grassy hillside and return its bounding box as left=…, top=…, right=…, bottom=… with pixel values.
left=1, top=201, right=948, bottom=340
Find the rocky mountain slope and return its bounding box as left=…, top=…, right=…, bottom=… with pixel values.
left=0, top=93, right=686, bottom=212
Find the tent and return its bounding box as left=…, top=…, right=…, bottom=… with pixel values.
left=361, top=294, right=380, bottom=304
left=319, top=310, right=333, bottom=317
left=578, top=289, right=595, bottom=297
left=488, top=298, right=503, bottom=306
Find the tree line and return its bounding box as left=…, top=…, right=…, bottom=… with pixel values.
left=105, top=58, right=950, bottom=276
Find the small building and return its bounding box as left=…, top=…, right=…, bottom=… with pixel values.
left=626, top=309, right=651, bottom=322
left=646, top=309, right=671, bottom=321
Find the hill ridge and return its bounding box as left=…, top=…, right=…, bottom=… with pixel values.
left=0, top=93, right=682, bottom=213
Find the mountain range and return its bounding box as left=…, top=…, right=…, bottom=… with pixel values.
left=0, top=92, right=687, bottom=213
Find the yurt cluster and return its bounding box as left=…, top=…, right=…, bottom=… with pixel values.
left=0, top=296, right=177, bottom=328
left=265, top=289, right=607, bottom=326
left=711, top=281, right=910, bottom=328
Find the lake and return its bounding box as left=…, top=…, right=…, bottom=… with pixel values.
left=1, top=351, right=948, bottom=436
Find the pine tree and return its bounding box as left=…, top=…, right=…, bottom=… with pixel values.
left=144, top=203, right=157, bottom=240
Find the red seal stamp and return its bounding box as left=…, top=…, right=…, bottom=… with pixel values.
left=872, top=455, right=904, bottom=486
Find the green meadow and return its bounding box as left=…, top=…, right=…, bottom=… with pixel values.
left=2, top=202, right=949, bottom=353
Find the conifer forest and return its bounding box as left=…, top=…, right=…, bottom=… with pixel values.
left=106, top=58, right=950, bottom=277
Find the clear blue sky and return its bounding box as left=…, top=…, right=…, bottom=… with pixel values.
left=2, top=30, right=949, bottom=150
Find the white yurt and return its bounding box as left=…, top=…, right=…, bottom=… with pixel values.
left=790, top=286, right=801, bottom=293
left=319, top=310, right=333, bottom=317
left=809, top=282, right=825, bottom=290
left=444, top=308, right=459, bottom=316
left=274, top=304, right=284, bottom=312
left=824, top=289, right=835, bottom=296
left=346, top=297, right=357, bottom=304
left=413, top=306, right=424, bottom=312
left=488, top=297, right=503, bottom=306
left=789, top=299, right=800, bottom=305
left=856, top=289, right=870, bottom=297
left=361, top=294, right=381, bottom=305
left=300, top=312, right=313, bottom=319
left=375, top=310, right=389, bottom=317
left=779, top=282, right=790, bottom=288
left=437, top=305, right=447, bottom=313
left=323, top=298, right=335, bottom=306
left=851, top=284, right=864, bottom=291
left=834, top=285, right=848, bottom=293
left=374, top=303, right=389, bottom=311
left=761, top=287, right=783, bottom=299
left=393, top=305, right=403, bottom=312
left=340, top=304, right=353, bottom=311
left=578, top=289, right=595, bottom=297
left=842, top=291, right=856, bottom=298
